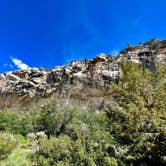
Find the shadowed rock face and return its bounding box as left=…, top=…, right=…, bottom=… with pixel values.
left=0, top=39, right=166, bottom=111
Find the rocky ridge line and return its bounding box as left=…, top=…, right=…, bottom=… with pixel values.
left=0, top=39, right=166, bottom=110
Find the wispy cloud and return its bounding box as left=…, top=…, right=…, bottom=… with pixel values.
left=4, top=63, right=14, bottom=69
left=62, top=0, right=111, bottom=60
left=11, top=57, right=29, bottom=70
left=110, top=49, right=119, bottom=56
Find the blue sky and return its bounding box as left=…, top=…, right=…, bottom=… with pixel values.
left=0, top=0, right=166, bottom=72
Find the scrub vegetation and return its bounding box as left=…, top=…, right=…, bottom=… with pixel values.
left=0, top=61, right=165, bottom=166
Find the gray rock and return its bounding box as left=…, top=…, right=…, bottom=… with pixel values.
left=0, top=39, right=165, bottom=110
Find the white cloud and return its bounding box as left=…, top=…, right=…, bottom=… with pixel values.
left=11, top=57, right=30, bottom=70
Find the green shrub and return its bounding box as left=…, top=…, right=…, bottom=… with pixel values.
left=0, top=132, right=18, bottom=160
left=0, top=110, right=22, bottom=134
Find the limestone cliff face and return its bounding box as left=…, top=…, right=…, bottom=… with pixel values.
left=0, top=39, right=165, bottom=111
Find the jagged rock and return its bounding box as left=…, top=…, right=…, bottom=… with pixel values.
left=0, top=39, right=165, bottom=110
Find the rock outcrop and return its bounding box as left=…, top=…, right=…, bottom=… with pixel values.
left=0, top=39, right=165, bottom=110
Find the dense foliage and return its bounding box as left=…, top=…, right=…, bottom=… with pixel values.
left=0, top=61, right=165, bottom=166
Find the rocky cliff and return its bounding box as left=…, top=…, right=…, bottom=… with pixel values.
left=0, top=39, right=166, bottom=111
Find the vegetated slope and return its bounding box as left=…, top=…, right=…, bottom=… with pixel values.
left=0, top=57, right=165, bottom=165
left=0, top=40, right=166, bottom=166
left=0, top=39, right=166, bottom=111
